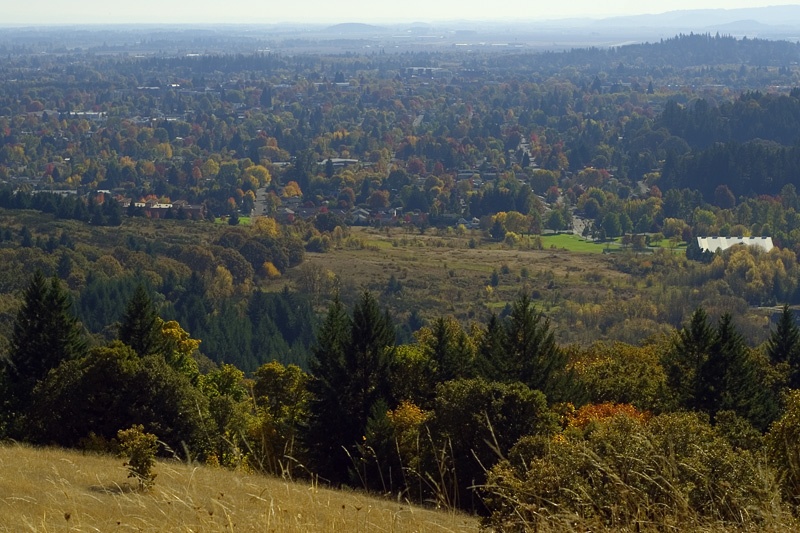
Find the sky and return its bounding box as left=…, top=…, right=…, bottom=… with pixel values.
left=3, top=1, right=797, bottom=25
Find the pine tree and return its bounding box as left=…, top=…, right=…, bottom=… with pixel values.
left=477, top=313, right=506, bottom=380
left=767, top=305, right=800, bottom=369
left=701, top=314, right=749, bottom=415
left=344, top=290, right=395, bottom=446
left=503, top=294, right=560, bottom=390
left=305, top=292, right=395, bottom=485
left=484, top=294, right=572, bottom=401
left=424, top=316, right=475, bottom=384
left=2, top=271, right=87, bottom=425
left=663, top=308, right=715, bottom=411
left=305, top=297, right=352, bottom=483
left=119, top=284, right=162, bottom=357
left=703, top=314, right=773, bottom=429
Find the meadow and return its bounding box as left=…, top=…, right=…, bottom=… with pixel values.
left=0, top=444, right=478, bottom=532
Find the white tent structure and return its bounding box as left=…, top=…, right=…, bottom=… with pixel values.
left=696, top=236, right=774, bottom=253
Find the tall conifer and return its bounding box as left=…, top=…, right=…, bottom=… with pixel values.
left=2, top=271, right=86, bottom=426
left=663, top=308, right=715, bottom=411
left=767, top=305, right=800, bottom=380
left=119, top=284, right=162, bottom=357
left=305, top=292, right=395, bottom=485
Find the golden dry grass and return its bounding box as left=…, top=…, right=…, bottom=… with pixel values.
left=0, top=443, right=479, bottom=532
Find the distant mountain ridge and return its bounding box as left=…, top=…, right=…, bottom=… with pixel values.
left=598, top=5, right=800, bottom=27
left=325, top=22, right=382, bottom=33
left=591, top=5, right=800, bottom=37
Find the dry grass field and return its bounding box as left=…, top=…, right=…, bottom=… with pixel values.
left=287, top=226, right=631, bottom=325
left=0, top=444, right=478, bottom=532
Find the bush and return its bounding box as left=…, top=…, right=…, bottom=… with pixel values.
left=118, top=424, right=158, bottom=491
left=429, top=378, right=558, bottom=511
left=27, top=343, right=210, bottom=458
left=483, top=411, right=781, bottom=531
left=767, top=390, right=800, bottom=513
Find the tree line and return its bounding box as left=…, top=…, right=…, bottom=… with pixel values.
left=4, top=271, right=800, bottom=527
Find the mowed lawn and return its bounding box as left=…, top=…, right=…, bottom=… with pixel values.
left=540, top=233, right=618, bottom=253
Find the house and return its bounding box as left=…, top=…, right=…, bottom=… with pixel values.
left=351, top=207, right=371, bottom=225
left=170, top=200, right=206, bottom=220
left=457, top=217, right=481, bottom=230
left=697, top=236, right=774, bottom=253
left=320, top=158, right=359, bottom=168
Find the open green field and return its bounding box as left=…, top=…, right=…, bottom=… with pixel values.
left=215, top=216, right=252, bottom=225
left=540, top=233, right=619, bottom=253
left=648, top=237, right=687, bottom=249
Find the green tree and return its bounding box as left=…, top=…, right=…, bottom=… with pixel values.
left=701, top=314, right=759, bottom=422
left=480, top=293, right=575, bottom=402
left=304, top=293, right=396, bottom=485
left=417, top=316, right=476, bottom=391
left=662, top=308, right=715, bottom=411
left=2, top=271, right=86, bottom=430
left=430, top=378, right=558, bottom=511
left=767, top=305, right=800, bottom=372
left=601, top=212, right=622, bottom=239
left=476, top=313, right=504, bottom=380
left=545, top=209, right=565, bottom=232
left=119, top=284, right=161, bottom=357
left=26, top=343, right=209, bottom=454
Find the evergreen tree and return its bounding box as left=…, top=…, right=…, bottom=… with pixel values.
left=119, top=284, right=162, bottom=357
left=701, top=314, right=750, bottom=415
left=425, top=316, right=475, bottom=384
left=767, top=305, right=800, bottom=370
left=20, top=226, right=32, bottom=248
left=476, top=313, right=506, bottom=379
left=2, top=271, right=87, bottom=429
left=305, top=292, right=396, bottom=485
left=479, top=293, right=574, bottom=401
left=663, top=308, right=715, bottom=411
left=305, top=297, right=351, bottom=483
left=103, top=198, right=123, bottom=226
left=708, top=314, right=776, bottom=429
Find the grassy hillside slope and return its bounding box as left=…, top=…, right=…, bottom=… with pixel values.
left=0, top=444, right=478, bottom=532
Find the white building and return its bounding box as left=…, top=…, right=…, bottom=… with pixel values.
left=697, top=236, right=774, bottom=253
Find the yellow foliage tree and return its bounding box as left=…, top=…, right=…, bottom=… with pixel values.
left=244, top=164, right=271, bottom=187
left=201, top=158, right=220, bottom=179
left=387, top=400, right=430, bottom=477
left=154, top=142, right=173, bottom=159
left=263, top=261, right=281, bottom=279
left=158, top=319, right=200, bottom=379
left=252, top=216, right=279, bottom=238
left=282, top=180, right=302, bottom=198
left=208, top=265, right=234, bottom=300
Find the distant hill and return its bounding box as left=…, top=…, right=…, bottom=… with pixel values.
left=594, top=5, right=800, bottom=37
left=706, top=19, right=791, bottom=35
left=325, top=22, right=384, bottom=34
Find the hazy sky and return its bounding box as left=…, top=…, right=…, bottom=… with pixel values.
left=4, top=1, right=796, bottom=24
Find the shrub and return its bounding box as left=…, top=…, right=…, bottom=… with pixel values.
left=117, top=424, right=158, bottom=491
left=429, top=378, right=558, bottom=511
left=483, top=411, right=781, bottom=531
left=767, top=390, right=800, bottom=513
